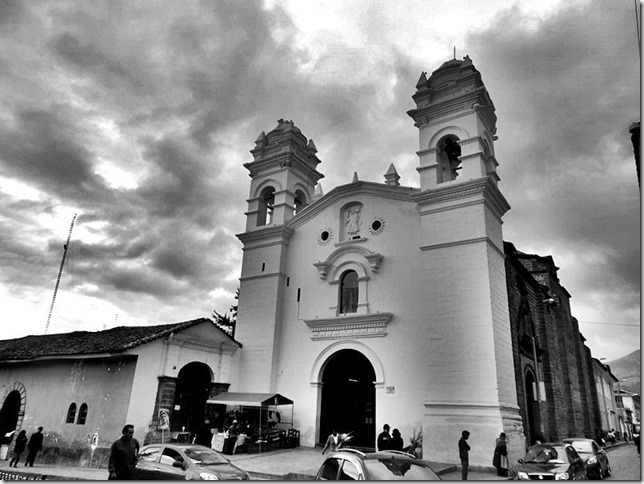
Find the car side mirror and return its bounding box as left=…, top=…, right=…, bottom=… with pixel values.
left=518, top=458, right=524, bottom=464
left=172, top=460, right=184, bottom=469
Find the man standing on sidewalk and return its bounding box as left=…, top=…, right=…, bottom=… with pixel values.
left=25, top=427, right=44, bottom=467
left=458, top=430, right=471, bottom=480
left=108, top=424, right=140, bottom=480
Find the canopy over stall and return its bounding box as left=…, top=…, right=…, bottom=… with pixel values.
left=206, top=392, right=294, bottom=437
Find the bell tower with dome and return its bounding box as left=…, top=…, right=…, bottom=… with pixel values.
left=235, top=119, right=324, bottom=392
left=408, top=56, right=526, bottom=462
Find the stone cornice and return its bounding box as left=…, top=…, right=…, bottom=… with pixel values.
left=304, top=313, right=393, bottom=340
left=411, top=176, right=510, bottom=218
left=165, top=334, right=240, bottom=354
left=421, top=236, right=505, bottom=258
left=236, top=225, right=295, bottom=246
left=288, top=181, right=419, bottom=230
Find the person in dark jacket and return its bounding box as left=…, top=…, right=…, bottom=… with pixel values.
left=390, top=428, right=404, bottom=451
left=9, top=430, right=28, bottom=467
left=108, top=424, right=140, bottom=480
left=492, top=432, right=509, bottom=476
left=458, top=430, right=471, bottom=480
left=25, top=427, right=44, bottom=467
left=377, top=424, right=391, bottom=451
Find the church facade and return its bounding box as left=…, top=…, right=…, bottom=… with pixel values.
left=229, top=56, right=527, bottom=466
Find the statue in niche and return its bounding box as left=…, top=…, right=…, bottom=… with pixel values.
left=346, top=207, right=362, bottom=237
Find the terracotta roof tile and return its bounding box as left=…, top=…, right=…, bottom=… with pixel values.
left=0, top=318, right=236, bottom=361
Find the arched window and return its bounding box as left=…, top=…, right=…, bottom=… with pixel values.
left=293, top=189, right=307, bottom=215
left=66, top=403, right=77, bottom=424
left=339, top=270, right=358, bottom=314
left=76, top=403, right=88, bottom=425
left=437, top=135, right=461, bottom=182
left=257, top=187, right=275, bottom=226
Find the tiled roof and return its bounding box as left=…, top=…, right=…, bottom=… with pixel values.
left=0, top=318, right=235, bottom=362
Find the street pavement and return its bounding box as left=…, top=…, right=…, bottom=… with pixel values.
left=0, top=441, right=631, bottom=480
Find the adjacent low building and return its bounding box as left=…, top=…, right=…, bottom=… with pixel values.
left=0, top=318, right=239, bottom=466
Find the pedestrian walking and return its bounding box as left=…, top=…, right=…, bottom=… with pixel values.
left=634, top=432, right=640, bottom=455
left=492, top=432, right=509, bottom=477
left=9, top=430, right=28, bottom=467
left=321, top=429, right=342, bottom=454
left=390, top=428, right=403, bottom=451
left=377, top=424, right=391, bottom=451
left=24, top=427, right=44, bottom=467
left=458, top=430, right=471, bottom=480
left=108, top=424, right=140, bottom=480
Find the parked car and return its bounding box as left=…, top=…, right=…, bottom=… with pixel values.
left=562, top=438, right=611, bottom=479
left=515, top=443, right=587, bottom=480
left=133, top=443, right=250, bottom=480
left=315, top=448, right=442, bottom=480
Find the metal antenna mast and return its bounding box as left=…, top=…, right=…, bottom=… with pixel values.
left=45, top=213, right=77, bottom=334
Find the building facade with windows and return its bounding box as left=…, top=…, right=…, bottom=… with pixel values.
left=0, top=319, right=239, bottom=466
left=592, top=359, right=620, bottom=434
left=229, top=56, right=527, bottom=466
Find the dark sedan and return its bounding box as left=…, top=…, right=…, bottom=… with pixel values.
left=562, top=438, right=611, bottom=480
left=133, top=443, right=250, bottom=480
left=515, top=443, right=587, bottom=480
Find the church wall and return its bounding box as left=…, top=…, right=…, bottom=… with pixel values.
left=271, top=193, right=427, bottom=448
left=0, top=355, right=136, bottom=467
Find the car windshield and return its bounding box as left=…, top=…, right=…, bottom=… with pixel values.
left=568, top=441, right=593, bottom=454
left=183, top=447, right=229, bottom=465
left=523, top=446, right=567, bottom=464
left=363, top=459, right=441, bottom=480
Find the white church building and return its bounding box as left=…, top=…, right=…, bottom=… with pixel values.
left=228, top=56, right=526, bottom=466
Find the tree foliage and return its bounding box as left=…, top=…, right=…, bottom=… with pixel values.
left=212, top=288, right=239, bottom=338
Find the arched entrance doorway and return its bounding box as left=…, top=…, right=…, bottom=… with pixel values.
left=525, top=369, right=541, bottom=445
left=0, top=391, right=21, bottom=439
left=172, top=362, right=212, bottom=443
left=320, top=349, right=375, bottom=449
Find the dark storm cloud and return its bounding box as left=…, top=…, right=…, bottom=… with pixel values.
left=464, top=0, right=640, bottom=342
left=0, top=107, right=105, bottom=198
left=51, top=32, right=144, bottom=92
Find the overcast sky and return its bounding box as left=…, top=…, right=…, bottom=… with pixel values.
left=0, top=0, right=639, bottom=362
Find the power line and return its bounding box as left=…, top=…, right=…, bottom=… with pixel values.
left=579, top=320, right=640, bottom=328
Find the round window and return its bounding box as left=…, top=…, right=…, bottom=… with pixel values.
left=317, top=228, right=334, bottom=246
left=368, top=217, right=385, bottom=236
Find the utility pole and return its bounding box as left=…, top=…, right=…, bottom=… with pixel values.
left=45, top=213, right=77, bottom=334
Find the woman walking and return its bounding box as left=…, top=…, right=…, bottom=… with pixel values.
left=9, top=430, right=28, bottom=468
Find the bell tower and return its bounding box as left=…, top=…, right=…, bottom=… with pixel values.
left=235, top=119, right=324, bottom=392
left=243, top=119, right=323, bottom=230
left=408, top=57, right=525, bottom=465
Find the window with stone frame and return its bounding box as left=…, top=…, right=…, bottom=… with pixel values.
left=339, top=270, right=358, bottom=314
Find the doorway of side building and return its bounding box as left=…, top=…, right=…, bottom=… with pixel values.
left=0, top=390, right=21, bottom=441
left=172, top=362, right=212, bottom=443
left=320, top=349, right=376, bottom=449
left=525, top=369, right=542, bottom=445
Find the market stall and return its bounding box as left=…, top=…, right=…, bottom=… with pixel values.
left=206, top=392, right=298, bottom=453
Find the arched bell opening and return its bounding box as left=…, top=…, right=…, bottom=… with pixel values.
left=437, top=135, right=462, bottom=183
